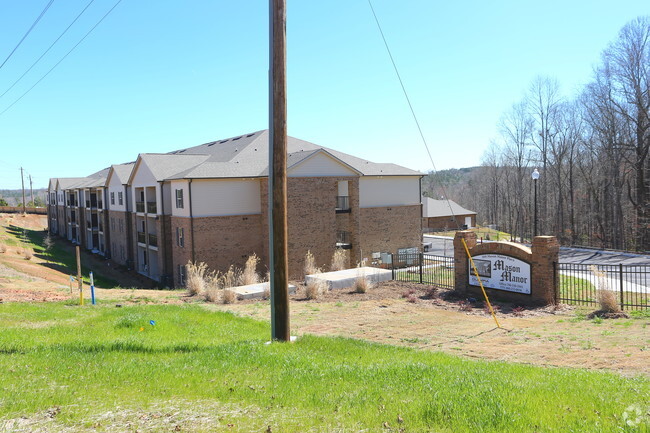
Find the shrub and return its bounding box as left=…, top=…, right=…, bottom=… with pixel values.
left=204, top=287, right=220, bottom=303
left=406, top=294, right=418, bottom=303
left=401, top=288, right=416, bottom=298
left=353, top=272, right=372, bottom=294
left=222, top=289, right=237, bottom=304
left=43, top=233, right=54, bottom=251
left=304, top=250, right=320, bottom=276
left=185, top=261, right=208, bottom=296
left=23, top=248, right=33, bottom=260
left=222, top=266, right=241, bottom=289
left=591, top=266, right=621, bottom=313
left=457, top=301, right=472, bottom=312
left=331, top=249, right=348, bottom=271
left=423, top=287, right=437, bottom=299
left=305, top=279, right=327, bottom=300
left=240, top=254, right=260, bottom=286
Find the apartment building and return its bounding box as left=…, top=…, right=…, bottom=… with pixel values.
left=48, top=130, right=423, bottom=287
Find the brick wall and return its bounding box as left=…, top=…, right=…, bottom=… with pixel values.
left=425, top=214, right=476, bottom=230
left=358, top=205, right=422, bottom=262
left=453, top=231, right=559, bottom=305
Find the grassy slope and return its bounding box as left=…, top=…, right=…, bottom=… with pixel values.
left=0, top=303, right=648, bottom=432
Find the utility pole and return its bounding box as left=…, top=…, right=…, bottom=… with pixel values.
left=268, top=0, right=290, bottom=341
left=20, top=167, right=26, bottom=214
left=29, top=175, right=33, bottom=207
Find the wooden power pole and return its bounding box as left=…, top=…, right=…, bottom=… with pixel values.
left=269, top=0, right=290, bottom=341
left=20, top=167, right=26, bottom=214
left=29, top=175, right=33, bottom=207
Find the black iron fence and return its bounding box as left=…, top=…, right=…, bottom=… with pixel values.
left=555, top=262, right=650, bottom=310
left=372, top=253, right=455, bottom=289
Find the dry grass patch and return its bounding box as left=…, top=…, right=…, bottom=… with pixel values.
left=185, top=261, right=207, bottom=297
left=330, top=249, right=348, bottom=271
left=304, top=250, right=321, bottom=277
left=352, top=272, right=372, bottom=294
left=0, top=243, right=6, bottom=253
left=22, top=248, right=33, bottom=260
left=240, top=254, right=260, bottom=286
left=305, top=278, right=327, bottom=300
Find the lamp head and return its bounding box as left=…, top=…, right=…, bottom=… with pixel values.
left=531, top=169, right=540, bottom=180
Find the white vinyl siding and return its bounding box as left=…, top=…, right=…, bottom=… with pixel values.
left=191, top=179, right=261, bottom=217
left=359, top=176, right=420, bottom=208
left=288, top=152, right=357, bottom=177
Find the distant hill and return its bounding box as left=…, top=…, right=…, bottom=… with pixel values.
left=0, top=188, right=47, bottom=207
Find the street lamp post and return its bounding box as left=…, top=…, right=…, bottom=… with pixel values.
left=531, top=169, right=540, bottom=237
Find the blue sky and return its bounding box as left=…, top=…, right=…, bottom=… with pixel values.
left=0, top=0, right=647, bottom=189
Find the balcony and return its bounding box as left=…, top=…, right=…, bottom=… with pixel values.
left=136, top=201, right=145, bottom=213
left=335, top=196, right=351, bottom=213
left=336, top=231, right=352, bottom=249
left=148, top=233, right=158, bottom=248
left=137, top=231, right=146, bottom=245
left=146, top=202, right=157, bottom=214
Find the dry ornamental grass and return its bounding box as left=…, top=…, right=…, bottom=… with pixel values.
left=305, top=278, right=327, bottom=300
left=330, top=249, right=348, bottom=271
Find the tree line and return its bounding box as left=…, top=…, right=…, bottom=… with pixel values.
left=424, top=16, right=650, bottom=251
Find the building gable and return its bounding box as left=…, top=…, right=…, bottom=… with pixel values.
left=288, top=151, right=359, bottom=177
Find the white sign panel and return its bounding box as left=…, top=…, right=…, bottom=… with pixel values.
left=468, top=254, right=531, bottom=294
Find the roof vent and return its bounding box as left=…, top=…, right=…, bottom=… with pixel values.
left=178, top=150, right=186, bottom=153
left=247, top=133, right=254, bottom=137
left=233, top=136, right=242, bottom=141
left=220, top=139, right=229, bottom=143
left=207, top=142, right=216, bottom=147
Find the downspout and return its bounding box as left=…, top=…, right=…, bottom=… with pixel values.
left=189, top=179, right=195, bottom=262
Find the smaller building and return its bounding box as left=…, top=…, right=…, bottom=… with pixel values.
left=422, top=197, right=476, bottom=231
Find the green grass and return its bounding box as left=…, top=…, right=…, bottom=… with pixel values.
left=559, top=274, right=650, bottom=310
left=0, top=303, right=648, bottom=432
left=1, top=224, right=117, bottom=288
left=394, top=265, right=454, bottom=286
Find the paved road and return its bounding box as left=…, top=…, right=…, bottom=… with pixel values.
left=423, top=235, right=650, bottom=265
left=423, top=235, right=650, bottom=293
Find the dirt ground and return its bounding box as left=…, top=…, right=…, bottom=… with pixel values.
left=2, top=213, right=649, bottom=377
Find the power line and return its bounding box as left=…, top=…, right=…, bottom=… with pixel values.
left=0, top=0, right=97, bottom=100
left=366, top=0, right=460, bottom=227
left=0, top=0, right=57, bottom=71
left=0, top=0, right=125, bottom=118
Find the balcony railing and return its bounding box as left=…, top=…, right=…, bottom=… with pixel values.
left=336, top=196, right=351, bottom=213
left=136, top=201, right=145, bottom=213
left=137, top=231, right=146, bottom=244
left=336, top=231, right=352, bottom=249
left=148, top=233, right=158, bottom=248
left=146, top=202, right=157, bottom=214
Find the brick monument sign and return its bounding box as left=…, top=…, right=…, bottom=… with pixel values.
left=453, top=231, right=559, bottom=305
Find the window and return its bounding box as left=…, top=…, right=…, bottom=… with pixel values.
left=175, top=189, right=184, bottom=209
left=110, top=217, right=116, bottom=232
left=110, top=192, right=115, bottom=205
left=120, top=245, right=125, bottom=261
left=178, top=264, right=186, bottom=286
left=118, top=218, right=124, bottom=233
left=118, top=192, right=123, bottom=205
left=176, top=227, right=184, bottom=247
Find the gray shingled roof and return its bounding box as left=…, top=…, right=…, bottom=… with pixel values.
left=422, top=197, right=476, bottom=218
left=110, top=162, right=135, bottom=185
left=165, top=130, right=421, bottom=180
left=134, top=154, right=211, bottom=182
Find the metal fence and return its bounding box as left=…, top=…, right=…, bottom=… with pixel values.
left=555, top=262, right=650, bottom=310
left=375, top=253, right=455, bottom=289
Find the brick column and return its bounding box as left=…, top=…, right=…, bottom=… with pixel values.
left=531, top=236, right=559, bottom=305
left=453, top=230, right=477, bottom=293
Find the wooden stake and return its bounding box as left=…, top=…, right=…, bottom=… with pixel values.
left=268, top=0, right=290, bottom=341
left=76, top=245, right=83, bottom=305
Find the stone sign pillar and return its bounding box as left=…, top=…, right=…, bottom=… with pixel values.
left=453, top=230, right=477, bottom=295
left=453, top=231, right=559, bottom=305
left=532, top=236, right=560, bottom=305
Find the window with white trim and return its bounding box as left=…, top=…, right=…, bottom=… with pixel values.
left=175, top=189, right=184, bottom=209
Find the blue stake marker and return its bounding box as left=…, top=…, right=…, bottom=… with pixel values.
left=90, top=272, right=96, bottom=305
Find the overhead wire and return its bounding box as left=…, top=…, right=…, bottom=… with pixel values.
left=0, top=0, right=57, bottom=71
left=0, top=0, right=124, bottom=117
left=366, top=0, right=501, bottom=328
left=0, top=0, right=98, bottom=100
